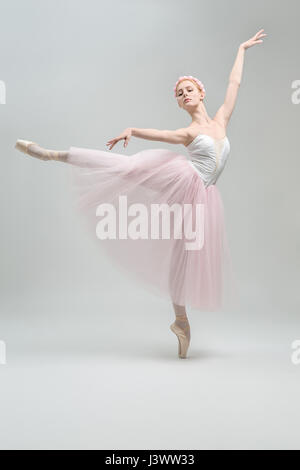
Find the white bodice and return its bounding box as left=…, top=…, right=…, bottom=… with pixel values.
left=186, top=134, right=230, bottom=187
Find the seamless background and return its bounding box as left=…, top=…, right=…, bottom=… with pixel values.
left=0, top=0, right=299, bottom=450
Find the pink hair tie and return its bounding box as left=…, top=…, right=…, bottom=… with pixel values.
left=173, top=75, right=205, bottom=97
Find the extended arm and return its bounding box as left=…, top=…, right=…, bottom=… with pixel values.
left=106, top=127, right=188, bottom=150
left=214, top=29, right=267, bottom=128
left=131, top=127, right=188, bottom=145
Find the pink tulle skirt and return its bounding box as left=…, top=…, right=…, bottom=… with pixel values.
left=66, top=146, right=236, bottom=311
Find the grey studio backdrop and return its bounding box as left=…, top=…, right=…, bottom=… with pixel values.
left=1, top=0, right=300, bottom=450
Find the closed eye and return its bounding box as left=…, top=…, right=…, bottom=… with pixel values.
left=179, top=88, right=193, bottom=96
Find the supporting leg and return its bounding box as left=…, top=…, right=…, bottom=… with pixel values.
left=170, top=301, right=191, bottom=359
left=172, top=302, right=191, bottom=343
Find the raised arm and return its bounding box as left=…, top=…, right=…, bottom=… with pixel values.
left=214, top=29, right=267, bottom=129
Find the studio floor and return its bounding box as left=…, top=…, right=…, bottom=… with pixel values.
left=0, top=289, right=299, bottom=450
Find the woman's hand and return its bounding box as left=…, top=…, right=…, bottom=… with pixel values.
left=106, top=127, right=133, bottom=150
left=240, top=29, right=267, bottom=50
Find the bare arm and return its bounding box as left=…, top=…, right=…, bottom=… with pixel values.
left=106, top=127, right=188, bottom=150
left=213, top=46, right=244, bottom=128
left=214, top=29, right=267, bottom=128
left=131, top=127, right=188, bottom=145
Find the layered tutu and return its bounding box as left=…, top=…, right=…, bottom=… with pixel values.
left=66, top=146, right=236, bottom=311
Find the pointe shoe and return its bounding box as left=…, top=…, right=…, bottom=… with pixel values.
left=170, top=322, right=190, bottom=359
left=15, top=139, right=50, bottom=161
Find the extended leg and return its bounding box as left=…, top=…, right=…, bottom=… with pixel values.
left=15, top=140, right=69, bottom=162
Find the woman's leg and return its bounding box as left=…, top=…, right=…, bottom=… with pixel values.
left=172, top=302, right=190, bottom=342
left=24, top=143, right=69, bottom=162
left=15, top=141, right=69, bottom=162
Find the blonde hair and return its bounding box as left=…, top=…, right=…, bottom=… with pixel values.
left=174, top=76, right=205, bottom=99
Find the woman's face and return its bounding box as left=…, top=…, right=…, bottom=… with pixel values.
left=176, top=80, right=203, bottom=109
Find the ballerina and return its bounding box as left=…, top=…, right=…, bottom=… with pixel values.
left=15, top=29, right=266, bottom=359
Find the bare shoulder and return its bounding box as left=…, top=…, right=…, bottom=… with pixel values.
left=174, top=127, right=192, bottom=146
left=179, top=126, right=200, bottom=147
left=182, top=121, right=227, bottom=147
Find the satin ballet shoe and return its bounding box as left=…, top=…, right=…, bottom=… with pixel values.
left=170, top=322, right=190, bottom=359
left=15, top=139, right=50, bottom=161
